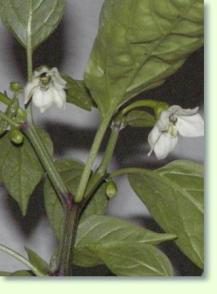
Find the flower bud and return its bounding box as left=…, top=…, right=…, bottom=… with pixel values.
left=15, top=108, right=26, bottom=124
left=10, top=81, right=23, bottom=92
left=105, top=180, right=118, bottom=199
left=9, top=129, right=24, bottom=145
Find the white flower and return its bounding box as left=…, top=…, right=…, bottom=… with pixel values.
left=148, top=105, right=204, bottom=160
left=24, top=66, right=67, bottom=113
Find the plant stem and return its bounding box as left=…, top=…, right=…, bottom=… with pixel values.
left=23, top=123, right=70, bottom=206
left=97, top=125, right=119, bottom=176
left=23, top=123, right=79, bottom=275
left=75, top=115, right=112, bottom=203
left=122, top=99, right=159, bottom=115
left=26, top=22, right=33, bottom=122
left=0, top=244, right=44, bottom=277
left=0, top=92, right=11, bottom=106
left=24, top=18, right=77, bottom=276
left=55, top=205, right=80, bottom=276
left=0, top=111, right=19, bottom=128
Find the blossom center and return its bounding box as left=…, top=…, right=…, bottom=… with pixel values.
left=39, top=72, right=51, bottom=90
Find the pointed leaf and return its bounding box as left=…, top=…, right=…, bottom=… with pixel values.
left=0, top=0, right=65, bottom=49
left=64, top=76, right=94, bottom=111
left=74, top=215, right=176, bottom=267
left=0, top=128, right=53, bottom=215
left=94, top=242, right=173, bottom=276
left=85, top=0, right=203, bottom=117
left=25, top=248, right=49, bottom=274
left=128, top=160, right=204, bottom=268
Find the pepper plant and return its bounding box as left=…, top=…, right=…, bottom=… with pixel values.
left=0, top=0, right=204, bottom=277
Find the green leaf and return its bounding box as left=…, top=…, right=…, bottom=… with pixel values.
left=128, top=160, right=204, bottom=268
left=80, top=183, right=108, bottom=221
left=74, top=215, right=176, bottom=267
left=0, top=271, right=11, bottom=276
left=64, top=76, right=94, bottom=111
left=94, top=242, right=173, bottom=276
left=25, top=248, right=49, bottom=274
left=10, top=270, right=33, bottom=276
left=44, top=160, right=108, bottom=238
left=125, top=110, right=155, bottom=128
left=0, top=0, right=65, bottom=49
left=0, top=270, right=33, bottom=276
left=84, top=0, right=203, bottom=117
left=0, top=128, right=53, bottom=215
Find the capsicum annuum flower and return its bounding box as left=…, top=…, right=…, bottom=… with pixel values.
left=148, top=105, right=204, bottom=160
left=24, top=66, right=66, bottom=113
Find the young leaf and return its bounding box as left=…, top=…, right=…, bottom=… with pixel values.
left=44, top=160, right=108, bottom=238
left=125, top=110, right=155, bottom=128
left=64, top=76, right=94, bottom=111
left=0, top=128, right=53, bottom=215
left=25, top=248, right=49, bottom=275
left=128, top=160, right=204, bottom=269
left=84, top=0, right=203, bottom=117
left=0, top=0, right=65, bottom=49
left=94, top=242, right=173, bottom=276
left=74, top=215, right=176, bottom=267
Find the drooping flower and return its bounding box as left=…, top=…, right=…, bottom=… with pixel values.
left=24, top=66, right=67, bottom=113
left=148, top=105, right=204, bottom=160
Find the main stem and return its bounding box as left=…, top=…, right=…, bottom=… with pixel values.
left=75, top=115, right=112, bottom=203
left=25, top=42, right=77, bottom=275
left=55, top=205, right=80, bottom=276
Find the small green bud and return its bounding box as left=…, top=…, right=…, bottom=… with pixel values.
left=15, top=108, right=26, bottom=124
left=105, top=180, right=118, bottom=199
left=154, top=102, right=169, bottom=119
left=10, top=81, right=23, bottom=92
left=9, top=129, right=24, bottom=145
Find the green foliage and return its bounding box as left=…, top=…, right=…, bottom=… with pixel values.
left=125, top=110, right=155, bottom=128
left=64, top=76, right=94, bottom=111
left=0, top=97, right=19, bottom=136
left=94, top=243, right=173, bottom=276
left=0, top=0, right=65, bottom=49
left=25, top=248, right=49, bottom=275
left=0, top=128, right=53, bottom=215
left=85, top=0, right=203, bottom=117
left=44, top=160, right=108, bottom=238
left=74, top=215, right=176, bottom=268
left=129, top=160, right=204, bottom=268
left=0, top=270, right=33, bottom=276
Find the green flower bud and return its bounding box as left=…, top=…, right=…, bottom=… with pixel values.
left=15, top=108, right=26, bottom=124
left=9, top=129, right=24, bottom=145
left=105, top=181, right=118, bottom=199
left=10, top=81, right=23, bottom=92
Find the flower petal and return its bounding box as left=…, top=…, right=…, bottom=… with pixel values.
left=148, top=125, right=162, bottom=154
left=153, top=133, right=178, bottom=160
left=51, top=88, right=66, bottom=109
left=177, top=113, right=204, bottom=137
left=33, top=66, right=49, bottom=78
left=24, top=79, right=40, bottom=104
left=32, top=89, right=53, bottom=112
left=51, top=67, right=67, bottom=88
left=157, top=110, right=170, bottom=131
left=168, top=105, right=199, bottom=116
